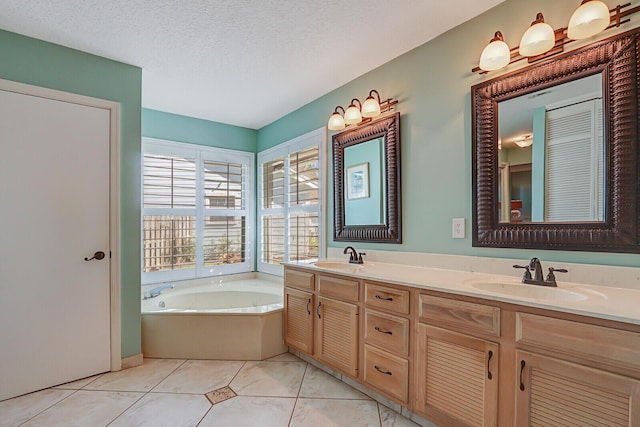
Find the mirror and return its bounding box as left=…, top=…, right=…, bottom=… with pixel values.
left=472, top=29, right=640, bottom=252
left=497, top=74, right=604, bottom=223
left=333, top=112, right=401, bottom=243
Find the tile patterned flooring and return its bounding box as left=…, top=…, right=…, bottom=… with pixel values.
left=0, top=353, right=421, bottom=427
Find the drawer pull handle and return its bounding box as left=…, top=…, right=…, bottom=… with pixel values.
left=375, top=295, right=394, bottom=302
left=374, top=365, right=392, bottom=375
left=374, top=326, right=393, bottom=335
left=316, top=301, right=322, bottom=319
left=519, top=360, right=526, bottom=391
left=487, top=350, right=493, bottom=380
left=306, top=298, right=311, bottom=315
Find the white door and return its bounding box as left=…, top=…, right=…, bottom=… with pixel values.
left=0, top=88, right=111, bottom=400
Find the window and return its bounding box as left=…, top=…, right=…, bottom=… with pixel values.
left=258, top=128, right=325, bottom=275
left=142, top=138, right=254, bottom=284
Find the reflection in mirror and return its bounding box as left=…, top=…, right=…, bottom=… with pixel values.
left=333, top=112, right=401, bottom=243
left=344, top=138, right=386, bottom=225
left=497, top=74, right=604, bottom=223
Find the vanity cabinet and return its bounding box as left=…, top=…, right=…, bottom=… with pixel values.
left=362, top=282, right=412, bottom=404
left=283, top=287, right=314, bottom=354
left=515, top=351, right=640, bottom=426
left=284, top=265, right=640, bottom=427
left=316, top=295, right=359, bottom=377
left=513, top=312, right=640, bottom=426
left=284, top=267, right=360, bottom=378
left=414, top=293, right=500, bottom=427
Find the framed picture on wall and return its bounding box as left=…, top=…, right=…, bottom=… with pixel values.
left=346, top=162, right=369, bottom=200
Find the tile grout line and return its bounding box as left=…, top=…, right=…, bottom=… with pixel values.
left=106, top=358, right=188, bottom=426
left=196, top=359, right=246, bottom=426
left=287, top=360, right=309, bottom=426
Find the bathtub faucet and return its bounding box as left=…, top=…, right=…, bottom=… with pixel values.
left=143, top=284, right=174, bottom=299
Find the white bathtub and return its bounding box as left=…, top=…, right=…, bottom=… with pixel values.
left=141, top=273, right=287, bottom=360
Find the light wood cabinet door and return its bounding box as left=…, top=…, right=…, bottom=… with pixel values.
left=516, top=351, right=640, bottom=427
left=415, top=324, right=499, bottom=427
left=316, top=296, right=359, bottom=378
left=284, top=287, right=314, bottom=354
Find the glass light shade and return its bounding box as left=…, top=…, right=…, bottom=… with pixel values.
left=479, top=36, right=510, bottom=71
left=361, top=96, right=381, bottom=118
left=519, top=15, right=555, bottom=57
left=344, top=104, right=362, bottom=125
left=514, top=136, right=533, bottom=148
left=327, top=112, right=345, bottom=130
left=567, top=1, right=610, bottom=40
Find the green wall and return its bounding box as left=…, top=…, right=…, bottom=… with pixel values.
left=257, top=0, right=639, bottom=267
left=0, top=29, right=143, bottom=357
left=142, top=108, right=257, bottom=152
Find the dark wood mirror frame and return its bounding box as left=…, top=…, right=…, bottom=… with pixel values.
left=333, top=112, right=401, bottom=243
left=471, top=28, right=640, bottom=253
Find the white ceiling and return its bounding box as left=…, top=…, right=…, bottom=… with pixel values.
left=0, top=0, right=504, bottom=129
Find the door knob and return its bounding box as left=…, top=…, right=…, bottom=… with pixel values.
left=84, top=251, right=106, bottom=261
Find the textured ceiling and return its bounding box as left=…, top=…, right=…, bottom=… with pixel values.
left=0, top=0, right=504, bottom=129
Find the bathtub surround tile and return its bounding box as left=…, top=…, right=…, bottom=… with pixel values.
left=290, top=398, right=381, bottom=427
left=229, top=361, right=307, bottom=397
left=205, top=386, right=237, bottom=405
left=153, top=360, right=244, bottom=394
left=84, top=358, right=185, bottom=392
left=0, top=388, right=74, bottom=427
left=20, top=390, right=143, bottom=427
left=109, top=392, right=211, bottom=427
left=199, top=396, right=296, bottom=427
left=299, top=365, right=370, bottom=400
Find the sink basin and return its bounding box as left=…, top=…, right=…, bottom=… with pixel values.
left=312, top=261, right=364, bottom=271
left=472, top=281, right=588, bottom=302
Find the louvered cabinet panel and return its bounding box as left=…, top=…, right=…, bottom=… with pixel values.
left=316, top=296, right=359, bottom=378
left=283, top=287, right=314, bottom=354
left=415, top=324, right=499, bottom=427
left=516, top=351, right=640, bottom=427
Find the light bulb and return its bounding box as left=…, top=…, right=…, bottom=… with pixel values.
left=344, top=102, right=362, bottom=125
left=479, top=31, right=511, bottom=71
left=327, top=112, right=345, bottom=131
left=519, top=13, right=555, bottom=57
left=568, top=0, right=610, bottom=40
left=361, top=95, right=381, bottom=118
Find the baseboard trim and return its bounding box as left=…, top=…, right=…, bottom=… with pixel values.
left=120, top=353, right=143, bottom=370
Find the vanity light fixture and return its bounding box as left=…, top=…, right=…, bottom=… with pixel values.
left=328, top=106, right=346, bottom=131
left=514, top=135, right=533, bottom=148
left=473, top=2, right=640, bottom=73
left=479, top=31, right=511, bottom=71
left=344, top=99, right=363, bottom=125
left=519, top=13, right=555, bottom=57
left=567, top=0, right=610, bottom=40
left=327, top=90, right=398, bottom=131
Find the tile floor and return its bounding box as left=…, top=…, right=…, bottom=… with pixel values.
left=0, top=353, right=421, bottom=427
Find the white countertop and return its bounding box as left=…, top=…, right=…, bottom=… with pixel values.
left=285, top=260, right=640, bottom=325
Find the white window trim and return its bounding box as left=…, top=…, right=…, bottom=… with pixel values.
left=142, top=137, right=255, bottom=284
left=257, top=127, right=327, bottom=276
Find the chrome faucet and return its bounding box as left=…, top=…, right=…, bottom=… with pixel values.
left=343, top=246, right=366, bottom=264
left=143, top=284, right=174, bottom=299
left=513, top=258, right=567, bottom=287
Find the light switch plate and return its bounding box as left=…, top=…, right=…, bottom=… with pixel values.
left=452, top=218, right=465, bottom=239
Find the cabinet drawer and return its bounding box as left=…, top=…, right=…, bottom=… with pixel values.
left=363, top=344, right=409, bottom=403
left=318, top=275, right=359, bottom=302
left=418, top=294, right=500, bottom=337
left=365, top=282, right=410, bottom=314
left=284, top=269, right=315, bottom=291
left=516, top=312, right=640, bottom=372
left=364, top=310, right=409, bottom=357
